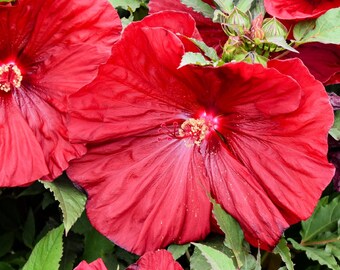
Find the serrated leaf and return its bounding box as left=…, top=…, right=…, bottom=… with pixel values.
left=180, top=0, right=215, bottom=18
left=179, top=52, right=211, bottom=68
left=266, top=36, right=298, bottom=53
left=186, top=38, right=219, bottom=61
left=273, top=238, right=294, bottom=270
left=301, top=195, right=340, bottom=243
left=290, top=239, right=340, bottom=270
left=293, top=8, right=340, bottom=44
left=214, top=0, right=234, bottom=13
left=326, top=242, right=340, bottom=259
left=23, top=225, right=64, bottom=270
left=22, top=208, right=35, bottom=248
left=240, top=254, right=257, bottom=270
left=41, top=177, right=86, bottom=234
left=236, top=0, right=253, bottom=12
left=108, top=0, right=141, bottom=12
left=83, top=229, right=115, bottom=262
left=190, top=248, right=211, bottom=270
left=212, top=200, right=247, bottom=268
left=192, top=243, right=235, bottom=270
left=167, top=244, right=190, bottom=260
left=330, top=111, right=340, bottom=140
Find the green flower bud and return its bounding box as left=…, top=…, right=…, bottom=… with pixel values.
left=262, top=17, right=288, bottom=38
left=223, top=7, right=251, bottom=36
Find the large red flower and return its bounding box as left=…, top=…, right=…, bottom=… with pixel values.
left=127, top=250, right=183, bottom=270
left=67, top=12, right=334, bottom=255
left=0, top=0, right=121, bottom=187
left=149, top=0, right=226, bottom=51
left=264, top=0, right=340, bottom=19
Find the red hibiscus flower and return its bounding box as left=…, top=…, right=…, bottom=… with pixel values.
left=127, top=250, right=183, bottom=270
left=0, top=0, right=121, bottom=187
left=264, top=0, right=340, bottom=19
left=67, top=12, right=334, bottom=255
left=149, top=0, right=226, bottom=51
left=74, top=258, right=107, bottom=270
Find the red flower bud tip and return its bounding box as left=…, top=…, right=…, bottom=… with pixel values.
left=0, top=63, right=22, bottom=92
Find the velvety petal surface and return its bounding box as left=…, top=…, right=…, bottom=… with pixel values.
left=68, top=18, right=202, bottom=143
left=210, top=59, right=334, bottom=248
left=0, top=95, right=48, bottom=187
left=286, top=43, right=340, bottom=85
left=74, top=259, right=107, bottom=270
left=264, top=0, right=340, bottom=19
left=67, top=132, right=211, bottom=255
left=149, top=0, right=227, bottom=51
left=127, top=250, right=183, bottom=270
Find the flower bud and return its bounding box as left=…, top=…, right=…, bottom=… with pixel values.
left=262, top=17, right=288, bottom=38
left=223, top=7, right=251, bottom=36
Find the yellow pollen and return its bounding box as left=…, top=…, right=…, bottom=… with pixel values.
left=0, top=63, right=23, bottom=92
left=178, top=118, right=211, bottom=147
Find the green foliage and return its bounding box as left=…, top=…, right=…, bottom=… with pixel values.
left=214, top=0, right=234, bottom=14
left=192, top=243, right=235, bottom=270
left=330, top=111, right=340, bottom=140
left=109, top=0, right=148, bottom=27
left=180, top=0, right=215, bottom=18
left=293, top=8, right=340, bottom=44
left=41, top=176, right=86, bottom=234
left=235, top=0, right=253, bottom=13
left=167, top=244, right=190, bottom=260
left=22, top=225, right=64, bottom=270
left=187, top=38, right=220, bottom=61
left=179, top=52, right=212, bottom=68
left=22, top=209, right=35, bottom=249
left=273, top=238, right=294, bottom=270
left=300, top=195, right=340, bottom=243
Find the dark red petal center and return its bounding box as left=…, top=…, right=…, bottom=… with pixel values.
left=0, top=63, right=22, bottom=92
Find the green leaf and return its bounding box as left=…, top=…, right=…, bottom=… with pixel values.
left=266, top=36, right=298, bottom=53
left=330, top=111, right=340, bottom=140
left=22, top=208, right=35, bottom=248
left=179, top=52, right=211, bottom=68
left=293, top=8, right=340, bottom=44
left=212, top=200, right=248, bottom=268
left=0, top=232, right=14, bottom=257
left=192, top=243, right=235, bottom=270
left=236, top=0, right=253, bottom=13
left=186, top=38, right=219, bottom=61
left=41, top=176, right=86, bottom=234
left=301, top=195, right=340, bottom=243
left=23, top=225, right=64, bottom=270
left=249, top=0, right=265, bottom=19
left=0, top=262, right=15, bottom=270
left=167, top=244, right=190, bottom=260
left=180, top=0, right=215, bottom=18
left=214, top=0, right=234, bottom=14
left=326, top=242, right=340, bottom=259
left=108, top=0, right=141, bottom=12
left=190, top=248, right=211, bottom=270
left=290, top=239, right=340, bottom=270
left=273, top=238, right=294, bottom=270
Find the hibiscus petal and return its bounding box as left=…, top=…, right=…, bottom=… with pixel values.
left=286, top=43, right=340, bottom=85
left=202, top=134, right=288, bottom=251
left=21, top=0, right=121, bottom=62
left=68, top=23, right=200, bottom=143
left=149, top=0, right=226, bottom=51
left=127, top=250, right=183, bottom=270
left=0, top=95, right=48, bottom=187
left=264, top=0, right=340, bottom=19
left=67, top=131, right=211, bottom=255
left=14, top=87, right=86, bottom=180
left=74, top=258, right=107, bottom=270
left=221, top=59, right=334, bottom=227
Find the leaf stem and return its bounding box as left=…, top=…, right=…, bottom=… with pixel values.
left=301, top=238, right=340, bottom=246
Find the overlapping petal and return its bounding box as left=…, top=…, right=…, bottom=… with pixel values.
left=0, top=0, right=121, bottom=186
left=127, top=250, right=183, bottom=270
left=264, top=0, right=340, bottom=19
left=68, top=132, right=211, bottom=255
left=74, top=258, right=107, bottom=270
left=286, top=43, right=340, bottom=85
left=149, top=0, right=226, bottom=50
left=67, top=13, right=334, bottom=254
